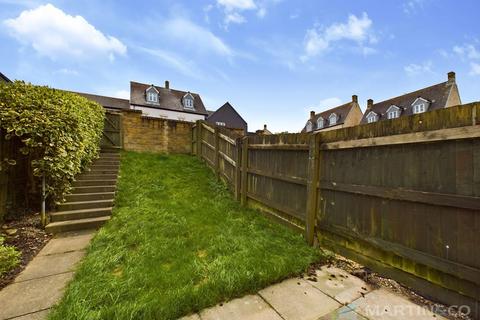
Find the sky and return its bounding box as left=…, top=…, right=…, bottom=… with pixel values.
left=1, top=0, right=479, bottom=132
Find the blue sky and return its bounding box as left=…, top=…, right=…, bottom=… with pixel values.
left=1, top=0, right=479, bottom=132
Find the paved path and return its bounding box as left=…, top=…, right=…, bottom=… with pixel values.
left=180, top=266, right=447, bottom=320
left=0, top=230, right=95, bottom=320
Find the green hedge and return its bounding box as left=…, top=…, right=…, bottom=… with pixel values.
left=0, top=235, right=20, bottom=276
left=0, top=81, right=105, bottom=204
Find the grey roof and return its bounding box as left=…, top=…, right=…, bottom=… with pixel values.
left=69, top=91, right=130, bottom=110
left=130, top=81, right=208, bottom=116
left=206, top=102, right=247, bottom=131
left=302, top=101, right=357, bottom=132
left=360, top=80, right=458, bottom=124
left=0, top=72, right=11, bottom=82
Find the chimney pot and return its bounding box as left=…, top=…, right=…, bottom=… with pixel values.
left=447, top=71, right=455, bottom=83
left=310, top=110, right=315, bottom=119
left=352, top=95, right=358, bottom=103
left=165, top=80, right=170, bottom=89
left=367, top=99, right=374, bottom=108
left=264, top=124, right=267, bottom=130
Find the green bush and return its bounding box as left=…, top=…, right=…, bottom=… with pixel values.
left=0, top=236, right=20, bottom=276
left=0, top=81, right=105, bottom=203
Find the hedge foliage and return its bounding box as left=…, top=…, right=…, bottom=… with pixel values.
left=0, top=235, right=20, bottom=276
left=0, top=81, right=105, bottom=203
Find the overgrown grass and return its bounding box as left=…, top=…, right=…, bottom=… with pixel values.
left=49, top=152, right=324, bottom=320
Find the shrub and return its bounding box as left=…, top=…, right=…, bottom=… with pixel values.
left=0, top=236, right=20, bottom=276
left=0, top=81, right=105, bottom=204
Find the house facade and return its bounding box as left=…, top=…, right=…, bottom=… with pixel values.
left=129, top=80, right=208, bottom=122
left=360, top=72, right=461, bottom=124
left=302, top=95, right=363, bottom=132
left=206, top=102, right=248, bottom=133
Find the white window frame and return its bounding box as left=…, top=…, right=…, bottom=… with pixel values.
left=306, top=121, right=313, bottom=132
left=216, top=121, right=226, bottom=126
left=413, top=103, right=425, bottom=114
left=317, top=118, right=324, bottom=129
left=387, top=110, right=399, bottom=119
left=366, top=111, right=378, bottom=123
left=147, top=91, right=158, bottom=103
left=329, top=114, right=337, bottom=126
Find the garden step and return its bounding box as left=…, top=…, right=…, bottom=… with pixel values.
left=93, top=160, right=120, bottom=165
left=65, top=192, right=115, bottom=202
left=72, top=185, right=116, bottom=193
left=99, top=153, right=120, bottom=158
left=45, top=216, right=110, bottom=234
left=83, top=169, right=118, bottom=175
left=77, top=174, right=118, bottom=181
left=50, top=207, right=112, bottom=222
left=90, top=164, right=120, bottom=170
left=73, top=180, right=117, bottom=187
left=57, top=199, right=114, bottom=211
left=101, top=147, right=121, bottom=153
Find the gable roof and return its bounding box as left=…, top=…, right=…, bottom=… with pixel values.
left=207, top=102, right=248, bottom=131
left=0, top=72, right=11, bottom=83
left=130, top=81, right=208, bottom=116
left=302, top=100, right=357, bottom=132
left=70, top=91, right=130, bottom=110
left=360, top=77, right=459, bottom=124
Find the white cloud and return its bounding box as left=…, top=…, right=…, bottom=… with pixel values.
left=302, top=13, right=376, bottom=59
left=318, top=97, right=342, bottom=109
left=216, top=0, right=279, bottom=27
left=54, top=68, right=79, bottom=76
left=404, top=61, right=433, bottom=76
left=403, top=0, right=426, bottom=14
left=163, top=18, right=232, bottom=56
left=139, top=47, right=204, bottom=79
left=217, top=0, right=256, bottom=11
left=470, top=63, right=480, bottom=76
left=225, top=12, right=247, bottom=25
left=3, top=4, right=126, bottom=61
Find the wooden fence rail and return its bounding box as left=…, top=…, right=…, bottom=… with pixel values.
left=192, top=102, right=480, bottom=317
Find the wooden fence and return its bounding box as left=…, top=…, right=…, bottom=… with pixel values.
left=193, top=102, right=480, bottom=317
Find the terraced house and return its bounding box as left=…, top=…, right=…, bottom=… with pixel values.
left=129, top=80, right=209, bottom=122
left=303, top=95, right=363, bottom=132
left=361, top=71, right=461, bottom=124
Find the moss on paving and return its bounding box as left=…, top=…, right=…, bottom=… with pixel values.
left=49, top=152, right=324, bottom=320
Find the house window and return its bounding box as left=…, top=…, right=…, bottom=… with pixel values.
left=216, top=122, right=226, bottom=126
left=413, top=103, right=425, bottom=114
left=367, top=113, right=378, bottom=123
left=387, top=110, right=399, bottom=119
left=329, top=114, right=337, bottom=126
left=306, top=121, right=313, bottom=132
left=317, top=118, right=324, bottom=129
left=147, top=92, right=158, bottom=103
left=183, top=97, right=194, bottom=109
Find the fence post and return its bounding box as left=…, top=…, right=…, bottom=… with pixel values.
left=234, top=138, right=242, bottom=201
left=305, top=132, right=320, bottom=246
left=196, top=121, right=202, bottom=159
left=240, top=136, right=248, bottom=206
left=214, top=127, right=220, bottom=179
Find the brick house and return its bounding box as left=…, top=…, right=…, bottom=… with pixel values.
left=206, top=102, right=248, bottom=133
left=361, top=71, right=461, bottom=124
left=129, top=80, right=208, bottom=122
left=302, top=95, right=363, bottom=132
left=0, top=72, right=11, bottom=83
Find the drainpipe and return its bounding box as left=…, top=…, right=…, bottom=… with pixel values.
left=41, top=174, right=46, bottom=227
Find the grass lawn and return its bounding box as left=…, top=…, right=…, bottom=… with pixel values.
left=49, top=152, right=326, bottom=320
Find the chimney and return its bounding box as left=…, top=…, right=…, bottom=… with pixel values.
left=310, top=110, right=315, bottom=120
left=263, top=124, right=267, bottom=130
left=165, top=80, right=170, bottom=89
left=447, top=71, right=456, bottom=84
left=367, top=99, right=374, bottom=109
left=352, top=95, right=358, bottom=103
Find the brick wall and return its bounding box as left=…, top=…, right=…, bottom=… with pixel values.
left=122, top=110, right=194, bottom=154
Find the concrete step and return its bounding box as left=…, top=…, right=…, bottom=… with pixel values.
left=45, top=216, right=110, bottom=234
left=50, top=207, right=112, bottom=222
left=65, top=192, right=115, bottom=202
left=90, top=164, right=120, bottom=170
left=57, top=199, right=114, bottom=211
left=73, top=179, right=117, bottom=187
left=77, top=174, right=118, bottom=181
left=83, top=169, right=118, bottom=175
left=72, top=185, right=116, bottom=193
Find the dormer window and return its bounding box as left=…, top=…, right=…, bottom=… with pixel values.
left=386, top=105, right=401, bottom=119
left=317, top=117, right=324, bottom=129
left=329, top=113, right=337, bottom=126
left=146, top=85, right=159, bottom=104
left=366, top=111, right=378, bottom=123
left=306, top=121, right=313, bottom=132
left=412, top=97, right=430, bottom=114
left=183, top=92, right=195, bottom=109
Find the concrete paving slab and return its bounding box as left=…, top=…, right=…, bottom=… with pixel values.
left=178, top=313, right=201, bottom=320
left=0, top=272, right=73, bottom=320
left=259, top=278, right=340, bottom=320
left=348, top=288, right=447, bottom=320
left=38, top=230, right=95, bottom=256
left=15, top=250, right=85, bottom=282
left=306, top=266, right=371, bottom=304
left=200, top=294, right=282, bottom=320
left=319, top=306, right=369, bottom=320
left=10, top=309, right=50, bottom=320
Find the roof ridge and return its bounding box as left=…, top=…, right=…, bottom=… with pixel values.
left=315, top=101, right=353, bottom=118
left=371, top=81, right=447, bottom=106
